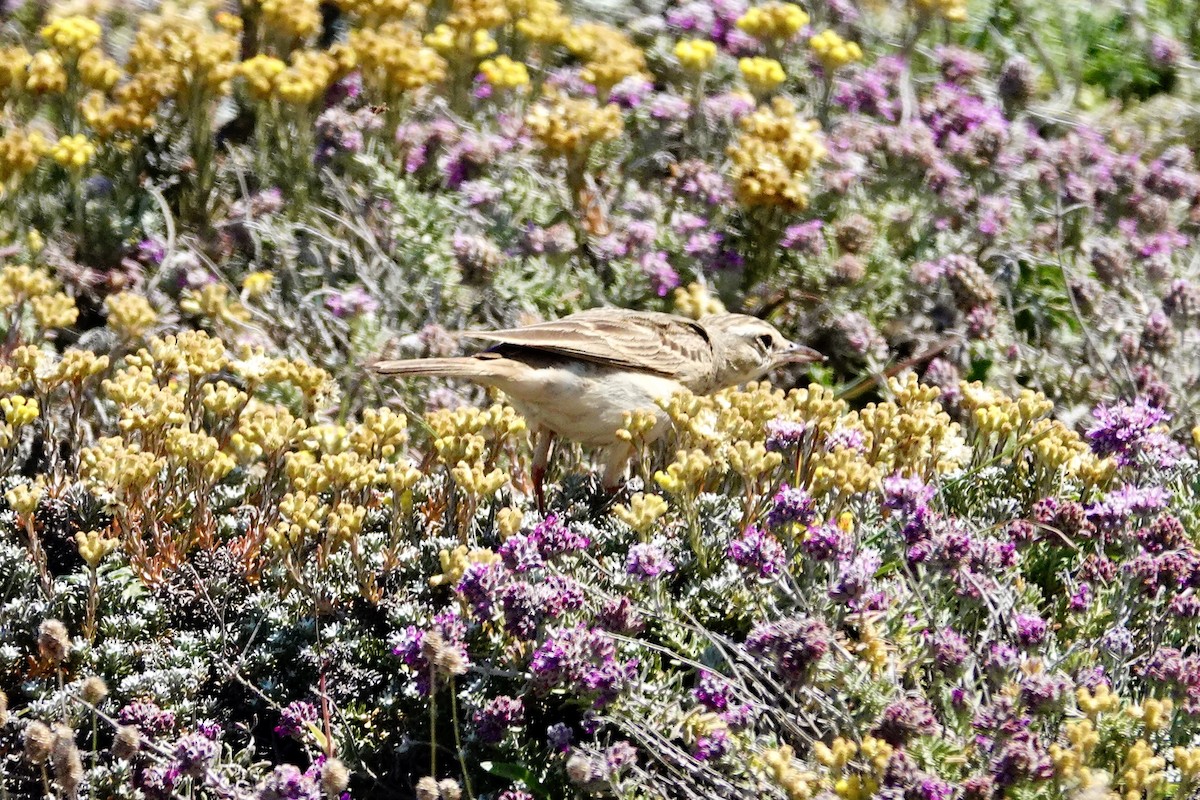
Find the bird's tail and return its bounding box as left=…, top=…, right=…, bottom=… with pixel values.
left=369, top=357, right=489, bottom=378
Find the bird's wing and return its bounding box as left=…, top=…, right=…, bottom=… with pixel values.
left=461, top=309, right=714, bottom=386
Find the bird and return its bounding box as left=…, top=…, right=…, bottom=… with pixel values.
left=371, top=308, right=823, bottom=510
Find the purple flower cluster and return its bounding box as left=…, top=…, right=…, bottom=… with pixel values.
left=529, top=625, right=637, bottom=707
left=745, top=616, right=830, bottom=686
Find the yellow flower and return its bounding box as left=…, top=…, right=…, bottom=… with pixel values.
left=241, top=55, right=287, bottom=101
left=5, top=479, right=43, bottom=515
left=739, top=56, right=786, bottom=94
left=736, top=2, right=809, bottom=41
left=26, top=50, right=67, bottom=94
left=613, top=492, right=669, bottom=536
left=526, top=91, right=624, bottom=157
left=50, top=134, right=95, bottom=171
left=728, top=97, right=825, bottom=211
left=31, top=292, right=79, bottom=329
left=911, top=0, right=967, bottom=23
left=75, top=530, right=119, bottom=567
left=41, top=16, right=102, bottom=57
left=105, top=292, right=158, bottom=338
left=674, top=38, right=718, bottom=72
left=672, top=282, right=726, bottom=319
left=809, top=29, right=862, bottom=70
left=77, top=49, right=121, bottom=90
left=242, top=271, right=274, bottom=298
left=479, top=55, right=529, bottom=89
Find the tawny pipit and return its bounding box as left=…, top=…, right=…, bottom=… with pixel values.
left=372, top=308, right=822, bottom=509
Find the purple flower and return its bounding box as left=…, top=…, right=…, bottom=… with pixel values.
left=255, top=765, right=321, bottom=800
left=693, top=671, right=731, bottom=711
left=499, top=534, right=545, bottom=573
left=625, top=542, right=675, bottom=580
left=473, top=695, right=525, bottom=743
left=324, top=285, right=378, bottom=318
left=883, top=473, right=935, bottom=517
left=693, top=726, right=730, bottom=760
left=781, top=220, right=825, bottom=255
left=727, top=526, right=787, bottom=578
left=873, top=696, right=940, bottom=746
left=530, top=625, right=636, bottom=707
left=745, top=616, right=830, bottom=685
left=1012, top=613, right=1047, bottom=647
left=457, top=560, right=506, bottom=617
left=767, top=484, right=816, bottom=528
left=274, top=701, right=318, bottom=741
left=801, top=524, right=844, bottom=561
left=765, top=419, right=808, bottom=452
left=640, top=250, right=680, bottom=296
left=173, top=732, right=218, bottom=778
left=831, top=548, right=882, bottom=605
left=547, top=722, right=573, bottom=752
left=1087, top=397, right=1169, bottom=465
left=530, top=513, right=590, bottom=558
left=931, top=628, right=970, bottom=672
left=119, top=701, right=176, bottom=737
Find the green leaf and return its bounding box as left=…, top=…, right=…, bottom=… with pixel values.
left=480, top=761, right=552, bottom=800
left=966, top=358, right=993, bottom=383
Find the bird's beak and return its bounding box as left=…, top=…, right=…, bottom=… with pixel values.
left=776, top=342, right=825, bottom=365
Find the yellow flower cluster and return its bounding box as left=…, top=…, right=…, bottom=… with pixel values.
left=672, top=282, right=726, bottom=319
left=126, top=12, right=240, bottom=106
left=0, top=264, right=56, bottom=304
left=350, top=22, right=447, bottom=99
left=78, top=48, right=122, bottom=90
left=729, top=97, right=825, bottom=211
left=809, top=30, right=862, bottom=70
left=764, top=745, right=819, bottom=800
left=0, top=395, right=39, bottom=450
left=430, top=545, right=500, bottom=587
left=526, top=91, right=624, bottom=158
left=562, top=23, right=647, bottom=95
left=910, top=0, right=967, bottom=23
left=512, top=0, right=570, bottom=43
left=31, top=293, right=80, bottom=329
left=479, top=55, right=529, bottom=89
left=257, top=0, right=323, bottom=41
left=959, top=382, right=1114, bottom=484
left=1077, top=684, right=1120, bottom=719
left=50, top=134, right=95, bottom=171
left=737, top=2, right=809, bottom=41
left=1120, top=739, right=1166, bottom=799
left=26, top=50, right=68, bottom=95
left=426, top=26, right=498, bottom=59
left=613, top=492, right=669, bottom=536
left=428, top=403, right=525, bottom=499
left=104, top=292, right=158, bottom=338
left=739, top=56, right=786, bottom=94
left=41, top=16, right=102, bottom=58
left=658, top=375, right=968, bottom=502
left=675, top=39, right=718, bottom=72
left=0, top=47, right=32, bottom=100
left=0, top=130, right=45, bottom=185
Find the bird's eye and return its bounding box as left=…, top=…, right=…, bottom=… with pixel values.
left=755, top=333, right=773, bottom=351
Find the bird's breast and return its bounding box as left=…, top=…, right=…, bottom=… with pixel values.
left=501, top=362, right=683, bottom=447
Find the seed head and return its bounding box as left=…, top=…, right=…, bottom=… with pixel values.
left=38, top=619, right=71, bottom=664
left=112, top=725, right=141, bottom=759
left=321, top=757, right=351, bottom=795
left=24, top=720, right=55, bottom=764
left=81, top=676, right=108, bottom=705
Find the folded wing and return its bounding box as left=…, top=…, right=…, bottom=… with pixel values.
left=461, top=309, right=715, bottom=389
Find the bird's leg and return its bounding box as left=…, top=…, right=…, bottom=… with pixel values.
left=532, top=427, right=556, bottom=514
left=601, top=442, right=635, bottom=495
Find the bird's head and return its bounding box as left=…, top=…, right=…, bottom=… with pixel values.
left=701, top=313, right=824, bottom=387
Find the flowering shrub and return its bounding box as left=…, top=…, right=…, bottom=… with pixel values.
left=1, top=0, right=1200, bottom=798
